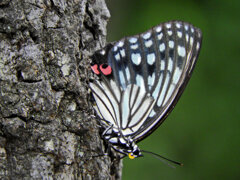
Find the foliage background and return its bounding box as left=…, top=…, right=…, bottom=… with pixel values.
left=106, top=0, right=240, bottom=179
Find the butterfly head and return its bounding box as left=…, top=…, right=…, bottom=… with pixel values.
left=91, top=43, right=113, bottom=65
left=90, top=43, right=114, bottom=76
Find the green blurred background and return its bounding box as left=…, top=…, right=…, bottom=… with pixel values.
left=106, top=0, right=240, bottom=179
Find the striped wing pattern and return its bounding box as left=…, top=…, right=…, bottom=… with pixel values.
left=91, top=21, right=202, bottom=143
left=90, top=78, right=155, bottom=136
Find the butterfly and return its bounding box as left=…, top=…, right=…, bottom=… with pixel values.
left=89, top=21, right=202, bottom=160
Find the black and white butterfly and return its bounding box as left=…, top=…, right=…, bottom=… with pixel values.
left=89, top=21, right=202, bottom=159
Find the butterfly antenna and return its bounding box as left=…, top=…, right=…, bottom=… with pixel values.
left=141, top=150, right=183, bottom=168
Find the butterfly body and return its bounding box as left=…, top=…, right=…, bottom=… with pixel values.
left=89, top=21, right=202, bottom=159
left=102, top=122, right=142, bottom=158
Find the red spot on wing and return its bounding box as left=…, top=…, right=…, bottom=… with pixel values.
left=91, top=64, right=100, bottom=75
left=100, top=64, right=112, bottom=75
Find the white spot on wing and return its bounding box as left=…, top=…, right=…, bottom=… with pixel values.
left=155, top=26, right=162, bottom=32
left=130, top=44, right=138, bottom=50
left=117, top=41, right=124, bottom=47
left=120, top=49, right=125, bottom=57
left=125, top=67, right=130, bottom=82
left=145, top=40, right=153, bottom=47
left=177, top=31, right=182, bottom=38
left=148, top=73, right=155, bottom=88
left=186, top=34, right=189, bottom=42
left=178, top=46, right=186, bottom=57
left=147, top=53, right=155, bottom=65
left=167, top=58, right=173, bottom=71
left=131, top=53, right=141, bottom=65
left=191, top=27, right=195, bottom=33
left=159, top=43, right=165, bottom=52
left=158, top=33, right=163, bottom=40
left=168, top=30, right=172, bottom=36
left=115, top=53, right=120, bottom=61
left=185, top=25, right=189, bottom=31
left=160, top=60, right=165, bottom=70
left=119, top=70, right=126, bottom=88
left=136, top=74, right=145, bottom=91
left=190, top=37, right=194, bottom=46
left=129, top=37, right=137, bottom=43
left=169, top=41, right=174, bottom=48
left=176, top=23, right=181, bottom=28
left=166, top=23, right=171, bottom=28
left=142, top=32, right=151, bottom=39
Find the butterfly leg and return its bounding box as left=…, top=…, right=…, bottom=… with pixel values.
left=102, top=123, right=113, bottom=138
left=102, top=124, right=114, bottom=156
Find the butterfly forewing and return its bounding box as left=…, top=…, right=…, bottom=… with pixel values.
left=104, top=21, right=202, bottom=142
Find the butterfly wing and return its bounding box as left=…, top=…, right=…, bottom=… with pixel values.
left=90, top=77, right=156, bottom=136
left=104, top=21, right=202, bottom=142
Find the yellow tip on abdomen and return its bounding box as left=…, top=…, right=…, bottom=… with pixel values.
left=128, top=153, right=135, bottom=159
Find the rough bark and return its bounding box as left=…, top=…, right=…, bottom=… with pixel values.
left=0, top=0, right=122, bottom=179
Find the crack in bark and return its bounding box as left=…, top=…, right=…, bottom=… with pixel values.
left=16, top=69, right=42, bottom=83
left=49, top=0, right=64, bottom=17
left=2, top=114, right=28, bottom=123
left=84, top=2, right=100, bottom=41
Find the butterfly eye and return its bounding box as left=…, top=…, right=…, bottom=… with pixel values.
left=91, top=64, right=100, bottom=75
left=100, top=64, right=112, bottom=75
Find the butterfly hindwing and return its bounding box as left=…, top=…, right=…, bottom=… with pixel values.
left=90, top=77, right=155, bottom=136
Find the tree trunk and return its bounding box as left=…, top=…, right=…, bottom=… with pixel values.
left=0, top=0, right=122, bottom=179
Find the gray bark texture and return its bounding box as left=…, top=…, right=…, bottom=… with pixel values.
left=0, top=0, right=122, bottom=179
